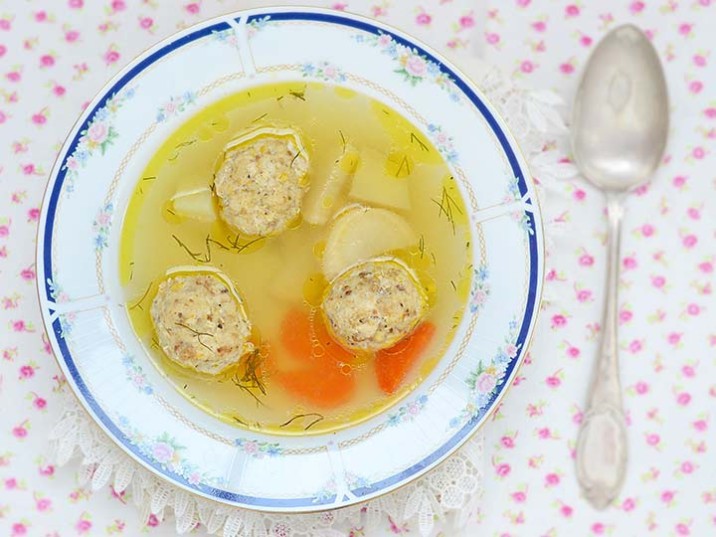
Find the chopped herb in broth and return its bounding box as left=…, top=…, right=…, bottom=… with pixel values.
left=119, top=82, right=472, bottom=435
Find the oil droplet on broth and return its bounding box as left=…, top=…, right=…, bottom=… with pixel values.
left=321, top=195, right=335, bottom=210
left=303, top=273, right=328, bottom=307
left=119, top=82, right=473, bottom=435
left=312, top=240, right=326, bottom=261
left=197, top=126, right=214, bottom=141
left=287, top=214, right=303, bottom=231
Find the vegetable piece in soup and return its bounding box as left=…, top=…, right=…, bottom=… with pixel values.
left=322, top=258, right=427, bottom=351
left=151, top=272, right=253, bottom=375
left=322, top=205, right=418, bottom=280
left=214, top=129, right=309, bottom=236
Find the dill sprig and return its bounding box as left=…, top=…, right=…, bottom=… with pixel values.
left=174, top=322, right=216, bottom=354
left=228, top=232, right=241, bottom=250
left=410, top=132, right=429, bottom=152
left=431, top=184, right=463, bottom=234
left=288, top=87, right=306, bottom=101
left=280, top=413, right=325, bottom=431
left=236, top=236, right=264, bottom=253
left=242, top=350, right=267, bottom=395
left=167, top=138, right=197, bottom=161
left=172, top=234, right=207, bottom=262
left=233, top=378, right=264, bottom=407
left=396, top=155, right=411, bottom=176
left=226, top=233, right=265, bottom=254
left=290, top=147, right=304, bottom=169
left=129, top=281, right=152, bottom=311
left=172, top=231, right=259, bottom=263
left=206, top=235, right=230, bottom=252
left=231, top=349, right=266, bottom=406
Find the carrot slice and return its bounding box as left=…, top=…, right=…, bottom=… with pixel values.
left=277, top=368, right=355, bottom=408
left=276, top=307, right=356, bottom=407
left=280, top=308, right=313, bottom=362
left=375, top=322, right=436, bottom=394
left=280, top=307, right=353, bottom=366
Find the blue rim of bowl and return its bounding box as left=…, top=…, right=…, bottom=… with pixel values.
left=37, top=7, right=542, bottom=510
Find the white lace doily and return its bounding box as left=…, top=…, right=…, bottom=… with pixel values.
left=49, top=54, right=574, bottom=537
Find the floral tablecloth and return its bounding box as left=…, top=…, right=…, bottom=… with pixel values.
left=1, top=0, right=715, bottom=536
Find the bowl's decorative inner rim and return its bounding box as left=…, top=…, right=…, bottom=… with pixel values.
left=37, top=7, right=543, bottom=512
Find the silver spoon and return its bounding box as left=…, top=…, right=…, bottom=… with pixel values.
left=571, top=24, right=668, bottom=509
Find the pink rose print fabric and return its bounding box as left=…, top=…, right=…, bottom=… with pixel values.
left=477, top=1, right=716, bottom=536
left=0, top=0, right=714, bottom=536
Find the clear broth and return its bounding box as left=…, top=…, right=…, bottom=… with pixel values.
left=120, top=82, right=472, bottom=435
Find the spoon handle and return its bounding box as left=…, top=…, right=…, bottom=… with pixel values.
left=575, top=194, right=628, bottom=509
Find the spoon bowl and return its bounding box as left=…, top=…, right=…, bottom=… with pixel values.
left=572, top=24, right=669, bottom=192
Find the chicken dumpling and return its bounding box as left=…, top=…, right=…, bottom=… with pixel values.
left=321, top=258, right=427, bottom=351
left=214, top=129, right=309, bottom=236
left=150, top=272, right=253, bottom=375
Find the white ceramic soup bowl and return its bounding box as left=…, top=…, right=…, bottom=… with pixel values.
left=37, top=7, right=543, bottom=512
